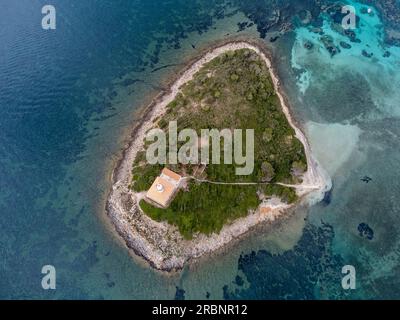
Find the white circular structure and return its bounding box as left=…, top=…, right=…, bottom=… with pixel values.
left=156, top=183, right=164, bottom=192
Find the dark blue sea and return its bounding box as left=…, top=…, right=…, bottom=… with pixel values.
left=1, top=0, right=399, bottom=299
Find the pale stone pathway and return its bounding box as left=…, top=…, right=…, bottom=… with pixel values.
left=187, top=176, right=320, bottom=190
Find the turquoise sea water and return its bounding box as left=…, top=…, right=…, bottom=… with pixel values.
left=1, top=0, right=399, bottom=299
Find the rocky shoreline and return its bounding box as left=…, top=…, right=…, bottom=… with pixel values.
left=106, top=40, right=332, bottom=272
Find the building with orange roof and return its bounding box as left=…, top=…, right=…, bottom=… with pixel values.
left=145, top=168, right=182, bottom=208
left=160, top=168, right=182, bottom=184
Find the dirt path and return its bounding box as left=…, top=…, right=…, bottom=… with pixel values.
left=188, top=176, right=320, bottom=191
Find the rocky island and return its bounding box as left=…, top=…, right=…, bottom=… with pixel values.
left=106, top=41, right=331, bottom=271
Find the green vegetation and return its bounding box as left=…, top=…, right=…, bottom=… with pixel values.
left=140, top=182, right=297, bottom=239
left=132, top=48, right=307, bottom=239
left=140, top=183, right=260, bottom=239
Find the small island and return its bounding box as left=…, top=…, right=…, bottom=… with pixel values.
left=107, top=41, right=331, bottom=271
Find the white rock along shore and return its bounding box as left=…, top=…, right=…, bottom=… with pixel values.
left=106, top=40, right=332, bottom=272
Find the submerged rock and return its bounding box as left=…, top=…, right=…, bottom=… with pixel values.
left=223, top=223, right=347, bottom=299
left=340, top=41, right=352, bottom=49
left=270, top=35, right=279, bottom=43
left=298, top=10, right=312, bottom=25
left=344, top=29, right=361, bottom=43
left=358, top=223, right=374, bottom=240
left=321, top=183, right=333, bottom=206
left=304, top=40, right=314, bottom=50
left=174, top=286, right=186, bottom=300
left=237, top=21, right=248, bottom=32
left=362, top=49, right=374, bottom=58
left=235, top=275, right=244, bottom=286
left=320, top=35, right=340, bottom=57
left=311, top=27, right=324, bottom=35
